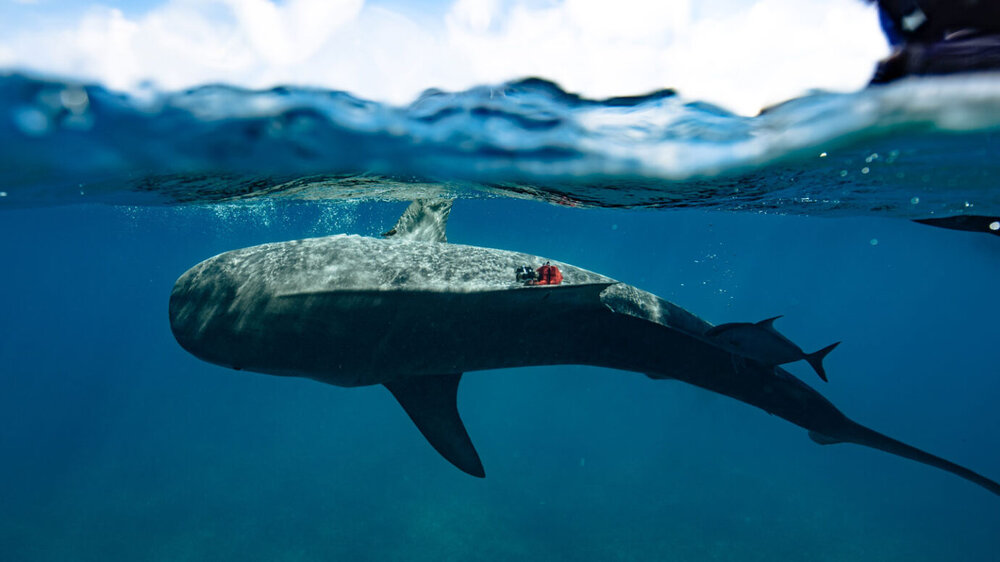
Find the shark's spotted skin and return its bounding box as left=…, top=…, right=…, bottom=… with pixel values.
left=169, top=201, right=1000, bottom=496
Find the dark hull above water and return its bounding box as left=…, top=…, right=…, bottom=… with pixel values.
left=871, top=32, right=1000, bottom=85
left=169, top=233, right=1000, bottom=496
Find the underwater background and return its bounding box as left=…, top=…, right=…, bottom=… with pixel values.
left=1, top=72, right=999, bottom=560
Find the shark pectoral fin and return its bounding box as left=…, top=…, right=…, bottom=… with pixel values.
left=384, top=373, right=485, bottom=478
left=808, top=430, right=843, bottom=445
left=382, top=199, right=454, bottom=243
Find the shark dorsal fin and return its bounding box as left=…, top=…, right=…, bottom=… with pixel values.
left=382, top=199, right=454, bottom=243
left=384, top=373, right=485, bottom=478
left=755, top=315, right=783, bottom=330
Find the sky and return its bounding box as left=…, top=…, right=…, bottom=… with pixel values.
left=0, top=0, right=888, bottom=115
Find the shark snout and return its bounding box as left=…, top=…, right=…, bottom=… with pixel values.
left=168, top=262, right=240, bottom=368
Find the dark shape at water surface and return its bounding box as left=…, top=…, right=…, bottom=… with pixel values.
left=871, top=32, right=1000, bottom=84
left=168, top=200, right=1000, bottom=496
left=914, top=215, right=1000, bottom=236
left=870, top=0, right=1000, bottom=84
left=873, top=0, right=1000, bottom=42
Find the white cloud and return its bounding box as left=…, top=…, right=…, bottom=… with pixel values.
left=0, top=43, right=13, bottom=67
left=442, top=0, right=886, bottom=113
left=1, top=0, right=887, bottom=115
left=223, top=0, right=363, bottom=64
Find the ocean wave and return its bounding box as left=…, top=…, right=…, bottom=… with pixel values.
left=1, top=72, right=999, bottom=216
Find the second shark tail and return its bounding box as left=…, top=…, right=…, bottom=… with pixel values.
left=811, top=422, right=1000, bottom=496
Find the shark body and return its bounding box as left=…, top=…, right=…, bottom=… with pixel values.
left=168, top=201, right=999, bottom=495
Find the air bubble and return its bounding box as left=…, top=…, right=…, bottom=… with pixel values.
left=839, top=170, right=848, bottom=177
left=59, top=87, right=89, bottom=114
left=861, top=167, right=870, bottom=174
left=990, top=221, right=999, bottom=231
left=910, top=197, right=919, bottom=204
left=12, top=106, right=50, bottom=136
left=819, top=152, right=827, bottom=158
left=870, top=238, right=878, bottom=246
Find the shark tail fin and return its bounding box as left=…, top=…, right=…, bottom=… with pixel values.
left=805, top=341, right=841, bottom=383
left=839, top=420, right=1000, bottom=496
left=384, top=373, right=485, bottom=478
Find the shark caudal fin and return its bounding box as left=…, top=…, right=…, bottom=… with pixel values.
left=384, top=373, right=485, bottom=478
left=810, top=423, right=1000, bottom=497
left=805, top=341, right=841, bottom=382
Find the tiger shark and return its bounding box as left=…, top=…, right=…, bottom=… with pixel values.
left=168, top=200, right=999, bottom=495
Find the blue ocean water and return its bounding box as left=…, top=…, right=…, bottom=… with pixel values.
left=1, top=73, right=999, bottom=560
